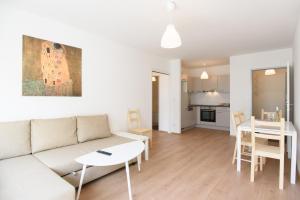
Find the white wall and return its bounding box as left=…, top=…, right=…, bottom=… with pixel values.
left=170, top=59, right=182, bottom=133
left=293, top=16, right=300, bottom=175
left=185, top=65, right=230, bottom=77
left=230, top=48, right=293, bottom=135
left=0, top=6, right=169, bottom=131
left=158, top=74, right=170, bottom=132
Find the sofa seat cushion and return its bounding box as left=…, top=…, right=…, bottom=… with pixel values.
left=31, top=117, right=78, bottom=153
left=77, top=115, right=112, bottom=142
left=34, top=135, right=134, bottom=176
left=0, top=120, right=31, bottom=160
left=0, top=155, right=75, bottom=200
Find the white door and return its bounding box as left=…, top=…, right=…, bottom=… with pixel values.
left=159, top=74, right=170, bottom=132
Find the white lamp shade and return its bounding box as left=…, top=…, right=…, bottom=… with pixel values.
left=161, top=24, right=182, bottom=48
left=152, top=76, right=157, bottom=82
left=265, top=69, right=276, bottom=76
left=200, top=71, right=209, bottom=79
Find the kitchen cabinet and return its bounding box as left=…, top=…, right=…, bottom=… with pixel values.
left=191, top=76, right=218, bottom=92
left=216, top=107, right=230, bottom=128
left=201, top=75, right=218, bottom=91
left=217, top=75, right=230, bottom=93
left=192, top=77, right=202, bottom=92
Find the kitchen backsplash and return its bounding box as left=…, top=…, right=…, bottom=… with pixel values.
left=191, top=92, right=230, bottom=105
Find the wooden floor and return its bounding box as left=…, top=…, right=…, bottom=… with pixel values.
left=80, top=128, right=300, bottom=200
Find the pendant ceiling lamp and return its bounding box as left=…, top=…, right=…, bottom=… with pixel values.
left=200, top=71, right=209, bottom=80
left=161, top=0, right=182, bottom=49
left=200, top=64, right=209, bottom=80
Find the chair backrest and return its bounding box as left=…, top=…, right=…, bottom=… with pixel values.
left=231, top=112, right=245, bottom=135
left=128, top=109, right=141, bottom=130
left=251, top=116, right=285, bottom=154
left=232, top=112, right=246, bottom=127
left=239, top=112, right=246, bottom=123
left=261, top=109, right=282, bottom=121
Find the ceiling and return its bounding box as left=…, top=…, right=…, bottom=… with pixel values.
left=4, top=0, right=300, bottom=67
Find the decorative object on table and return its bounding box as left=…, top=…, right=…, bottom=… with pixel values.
left=250, top=116, right=285, bottom=189
left=261, top=108, right=282, bottom=122
left=22, top=35, right=82, bottom=96
left=127, top=109, right=153, bottom=147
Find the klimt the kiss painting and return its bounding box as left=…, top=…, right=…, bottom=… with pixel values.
left=22, top=35, right=82, bottom=96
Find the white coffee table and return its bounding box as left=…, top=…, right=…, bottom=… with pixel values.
left=75, top=141, right=145, bottom=200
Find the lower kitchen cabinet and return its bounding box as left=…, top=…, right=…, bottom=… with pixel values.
left=216, top=107, right=230, bottom=128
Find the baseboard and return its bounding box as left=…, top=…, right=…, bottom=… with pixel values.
left=195, top=124, right=230, bottom=131
left=181, top=125, right=196, bottom=132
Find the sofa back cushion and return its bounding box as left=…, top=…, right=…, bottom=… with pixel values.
left=0, top=120, right=31, bottom=160
left=31, top=117, right=77, bottom=153
left=77, top=115, right=112, bottom=143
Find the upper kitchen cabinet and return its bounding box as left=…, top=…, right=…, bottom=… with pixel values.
left=201, top=75, right=218, bottom=91
left=191, top=75, right=220, bottom=92
left=217, top=75, right=230, bottom=93
left=192, top=77, right=202, bottom=92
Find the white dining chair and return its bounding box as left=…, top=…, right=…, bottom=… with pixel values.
left=127, top=109, right=153, bottom=147
left=250, top=116, right=285, bottom=189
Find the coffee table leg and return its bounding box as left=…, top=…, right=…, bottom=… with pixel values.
left=125, top=161, right=133, bottom=200
left=137, top=154, right=141, bottom=172
left=76, top=164, right=87, bottom=200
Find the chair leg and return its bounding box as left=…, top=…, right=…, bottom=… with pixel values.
left=279, top=158, right=284, bottom=190
left=232, top=143, right=237, bottom=164
left=241, top=145, right=245, bottom=154
left=250, top=155, right=255, bottom=182
left=260, top=157, right=263, bottom=171
left=255, top=156, right=259, bottom=172
left=150, top=138, right=153, bottom=148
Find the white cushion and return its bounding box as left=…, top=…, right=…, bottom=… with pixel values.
left=76, top=115, right=112, bottom=142
left=31, top=117, right=77, bottom=153
left=0, top=120, right=31, bottom=160
left=0, top=155, right=75, bottom=200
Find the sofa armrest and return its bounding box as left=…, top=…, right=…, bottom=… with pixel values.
left=112, top=131, right=149, bottom=160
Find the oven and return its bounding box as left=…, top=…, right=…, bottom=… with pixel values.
left=200, top=107, right=216, bottom=123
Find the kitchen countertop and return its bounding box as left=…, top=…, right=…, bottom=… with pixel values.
left=189, top=104, right=230, bottom=108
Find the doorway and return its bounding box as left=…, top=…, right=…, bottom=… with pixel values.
left=252, top=67, right=287, bottom=119
left=152, top=75, right=159, bottom=130
left=152, top=71, right=170, bottom=132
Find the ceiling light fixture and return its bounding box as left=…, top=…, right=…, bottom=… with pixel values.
left=265, top=69, right=276, bottom=76
left=200, top=71, right=209, bottom=80
left=161, top=0, right=182, bottom=49
left=200, top=64, right=209, bottom=80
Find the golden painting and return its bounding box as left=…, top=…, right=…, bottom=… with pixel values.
left=22, top=35, right=82, bottom=96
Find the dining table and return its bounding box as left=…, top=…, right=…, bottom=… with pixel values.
left=236, top=119, right=297, bottom=184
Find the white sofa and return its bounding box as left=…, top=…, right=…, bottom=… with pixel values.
left=0, top=115, right=148, bottom=200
